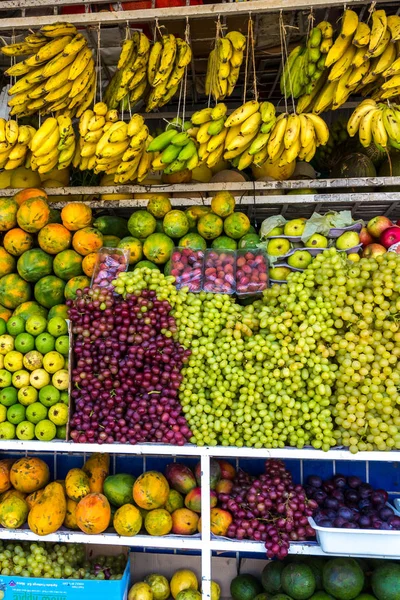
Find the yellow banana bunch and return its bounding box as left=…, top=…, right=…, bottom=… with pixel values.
left=3, top=23, right=95, bottom=118
left=188, top=103, right=228, bottom=169
left=29, top=117, right=61, bottom=174
left=348, top=100, right=400, bottom=151
left=0, top=120, right=36, bottom=170
left=73, top=103, right=115, bottom=172
left=146, top=36, right=192, bottom=111
left=104, top=32, right=150, bottom=111
left=205, top=31, right=246, bottom=100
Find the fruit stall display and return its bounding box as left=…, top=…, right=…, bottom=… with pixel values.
left=1, top=2, right=400, bottom=600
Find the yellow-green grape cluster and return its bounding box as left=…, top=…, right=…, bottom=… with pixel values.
left=0, top=541, right=125, bottom=580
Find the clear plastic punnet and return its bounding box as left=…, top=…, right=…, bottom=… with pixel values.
left=236, top=249, right=268, bottom=296
left=170, top=247, right=204, bottom=292
left=91, top=247, right=130, bottom=291
left=203, top=249, right=236, bottom=294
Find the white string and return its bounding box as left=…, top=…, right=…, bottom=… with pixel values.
left=243, top=19, right=250, bottom=103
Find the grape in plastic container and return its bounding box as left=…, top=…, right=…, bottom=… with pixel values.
left=236, top=249, right=268, bottom=296
left=170, top=247, right=204, bottom=292
left=203, top=249, right=236, bottom=294
left=91, top=247, right=130, bottom=291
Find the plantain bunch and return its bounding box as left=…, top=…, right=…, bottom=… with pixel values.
left=280, top=22, right=332, bottom=100
left=28, top=115, right=76, bottom=174
left=104, top=32, right=151, bottom=111
left=347, top=98, right=400, bottom=151
left=205, top=31, right=246, bottom=101
left=146, top=118, right=198, bottom=175
left=0, top=119, right=36, bottom=170
left=296, top=9, right=400, bottom=114
left=3, top=22, right=95, bottom=119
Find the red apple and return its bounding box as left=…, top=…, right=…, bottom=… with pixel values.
left=380, top=226, right=400, bottom=248
left=359, top=226, right=374, bottom=246
left=367, top=216, right=393, bottom=239
left=362, top=243, right=387, bottom=258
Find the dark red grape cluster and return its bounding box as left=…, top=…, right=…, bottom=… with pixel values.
left=67, top=286, right=192, bottom=445
left=307, top=474, right=400, bottom=531
left=218, top=459, right=317, bottom=559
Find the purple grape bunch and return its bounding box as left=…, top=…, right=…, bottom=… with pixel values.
left=67, top=286, right=192, bottom=445
left=307, top=474, right=400, bottom=531
left=218, top=459, right=317, bottom=560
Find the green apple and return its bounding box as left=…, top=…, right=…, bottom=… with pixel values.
left=283, top=218, right=306, bottom=237
left=43, top=351, right=65, bottom=374
left=305, top=234, right=328, bottom=248
left=30, top=369, right=51, bottom=390
left=26, top=402, right=48, bottom=424
left=52, top=370, right=69, bottom=391
left=23, top=350, right=43, bottom=371
left=56, top=425, right=67, bottom=439
left=287, top=250, right=313, bottom=269
left=4, top=351, right=24, bottom=372
left=47, top=317, right=68, bottom=337
left=0, top=422, right=15, bottom=440
left=266, top=238, right=291, bottom=257
left=0, top=404, right=6, bottom=422
left=268, top=226, right=284, bottom=236
left=269, top=266, right=291, bottom=281
left=7, top=403, right=26, bottom=425
left=35, top=333, right=55, bottom=354
left=0, top=387, right=17, bottom=407
left=6, top=316, right=25, bottom=336
left=16, top=420, right=35, bottom=440
left=12, top=370, right=30, bottom=389
left=60, top=391, right=69, bottom=406
left=14, top=333, right=35, bottom=354
left=0, top=370, right=12, bottom=388
left=38, top=385, right=60, bottom=408
left=55, top=336, right=69, bottom=356
left=18, top=386, right=38, bottom=406
left=336, top=231, right=360, bottom=250
left=25, top=315, right=47, bottom=336
left=35, top=419, right=56, bottom=441
left=0, top=319, right=6, bottom=336
left=48, top=402, right=68, bottom=426
left=0, top=335, right=14, bottom=355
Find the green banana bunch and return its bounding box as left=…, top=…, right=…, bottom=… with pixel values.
left=147, top=119, right=199, bottom=174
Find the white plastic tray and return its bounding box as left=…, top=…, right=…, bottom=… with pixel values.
left=309, top=515, right=400, bottom=556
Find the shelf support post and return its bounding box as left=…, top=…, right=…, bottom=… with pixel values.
left=200, top=452, right=211, bottom=600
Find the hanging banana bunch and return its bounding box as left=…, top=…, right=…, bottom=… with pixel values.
left=3, top=22, right=95, bottom=118
left=146, top=35, right=192, bottom=111
left=0, top=119, right=36, bottom=170
left=347, top=99, right=400, bottom=151
left=28, top=114, right=76, bottom=174
left=189, top=103, right=228, bottom=169
left=113, top=114, right=154, bottom=183
left=205, top=31, right=246, bottom=101
left=280, top=22, right=332, bottom=100
left=146, top=119, right=199, bottom=175
left=103, top=32, right=151, bottom=111
left=73, top=103, right=115, bottom=172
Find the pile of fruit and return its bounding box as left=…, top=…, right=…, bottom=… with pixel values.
left=0, top=314, right=69, bottom=441
left=129, top=568, right=220, bottom=600
left=231, top=556, right=400, bottom=600
left=0, top=540, right=126, bottom=580
left=2, top=23, right=95, bottom=119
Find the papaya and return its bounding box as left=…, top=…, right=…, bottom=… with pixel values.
left=0, top=247, right=16, bottom=279
left=64, top=275, right=90, bottom=300
left=133, top=471, right=170, bottom=510
left=26, top=489, right=45, bottom=509
left=10, top=457, right=50, bottom=493
left=61, top=203, right=92, bottom=231
left=65, top=468, right=91, bottom=502
left=0, top=496, right=29, bottom=528
left=93, top=216, right=128, bottom=238
left=28, top=481, right=66, bottom=536
left=14, top=189, right=48, bottom=206
left=103, top=473, right=135, bottom=507
left=72, top=227, right=104, bottom=256
left=82, top=453, right=109, bottom=494
left=113, top=503, right=142, bottom=536
left=0, top=197, right=18, bottom=231
left=0, top=458, right=16, bottom=494
left=0, top=273, right=32, bottom=309
left=17, top=197, right=50, bottom=233
left=0, top=305, right=12, bottom=322
left=75, top=492, right=111, bottom=534
left=3, top=228, right=34, bottom=256
left=64, top=498, right=79, bottom=530
left=38, top=223, right=72, bottom=254
left=144, top=508, right=173, bottom=536
left=0, top=489, right=26, bottom=503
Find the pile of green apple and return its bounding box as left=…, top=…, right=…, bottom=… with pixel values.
left=263, top=218, right=361, bottom=281
left=0, top=314, right=69, bottom=442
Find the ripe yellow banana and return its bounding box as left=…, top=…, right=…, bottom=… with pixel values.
left=267, top=116, right=288, bottom=160
left=240, top=112, right=262, bottom=136
left=283, top=113, right=301, bottom=150
left=369, top=10, right=387, bottom=54
left=42, top=50, right=76, bottom=78
left=347, top=99, right=377, bottom=136
left=352, top=22, right=370, bottom=48
left=387, top=15, right=400, bottom=41
left=225, top=101, right=260, bottom=128
left=40, top=22, right=77, bottom=38
left=325, top=36, right=352, bottom=68
left=30, top=117, right=58, bottom=153
left=33, top=126, right=60, bottom=158
left=5, top=120, right=18, bottom=145
left=69, top=46, right=93, bottom=81
left=305, top=113, right=329, bottom=146
left=299, top=114, right=315, bottom=148
left=371, top=109, right=388, bottom=148
left=359, top=107, right=380, bottom=147
left=328, top=45, right=356, bottom=81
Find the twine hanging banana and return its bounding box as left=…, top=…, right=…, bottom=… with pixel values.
left=3, top=23, right=95, bottom=118
left=205, top=31, right=246, bottom=100
left=347, top=99, right=400, bottom=151
left=146, top=118, right=198, bottom=175
left=0, top=119, right=36, bottom=170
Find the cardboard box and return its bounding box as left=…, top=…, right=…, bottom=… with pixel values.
left=131, top=553, right=238, bottom=600
left=0, top=548, right=130, bottom=600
